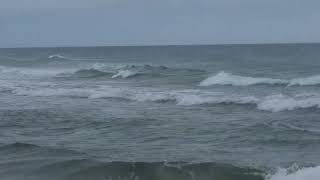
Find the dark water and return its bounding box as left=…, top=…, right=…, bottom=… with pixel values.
left=1, top=44, right=320, bottom=180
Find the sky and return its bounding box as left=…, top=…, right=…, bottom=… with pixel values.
left=1, top=0, right=320, bottom=47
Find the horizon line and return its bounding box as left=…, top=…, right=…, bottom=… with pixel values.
left=1, top=41, right=320, bottom=49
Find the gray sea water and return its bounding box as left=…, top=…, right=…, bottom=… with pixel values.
left=1, top=44, right=320, bottom=180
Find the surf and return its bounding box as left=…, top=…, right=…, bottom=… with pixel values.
left=200, top=71, right=320, bottom=86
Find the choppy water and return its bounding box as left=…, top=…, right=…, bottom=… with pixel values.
left=1, top=44, right=320, bottom=180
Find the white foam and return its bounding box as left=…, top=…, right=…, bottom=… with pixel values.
left=289, top=75, right=320, bottom=86
left=199, top=71, right=286, bottom=86
left=200, top=71, right=320, bottom=86
left=176, top=94, right=258, bottom=106
left=48, top=54, right=66, bottom=59
left=132, top=92, right=175, bottom=102
left=112, top=70, right=137, bottom=78
left=257, top=94, right=320, bottom=112
left=269, top=166, right=320, bottom=180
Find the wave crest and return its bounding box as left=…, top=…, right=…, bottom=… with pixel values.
left=200, top=71, right=286, bottom=86
left=270, top=165, right=320, bottom=180
left=48, top=54, right=67, bottom=59
left=112, top=70, right=138, bottom=78
left=289, top=75, right=320, bottom=86
left=257, top=94, right=320, bottom=112
left=200, top=71, right=320, bottom=86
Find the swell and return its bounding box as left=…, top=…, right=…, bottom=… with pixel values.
left=200, top=71, right=320, bottom=86
left=0, top=160, right=265, bottom=180
left=0, top=142, right=40, bottom=150
left=0, top=55, right=78, bottom=66
left=65, top=161, right=265, bottom=180
left=58, top=69, right=113, bottom=78
left=0, top=143, right=265, bottom=180
left=1, top=143, right=319, bottom=180
left=0, top=142, right=86, bottom=157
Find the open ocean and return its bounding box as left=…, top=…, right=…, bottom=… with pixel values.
left=1, top=44, right=320, bottom=180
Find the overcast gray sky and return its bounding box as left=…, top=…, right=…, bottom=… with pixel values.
left=1, top=0, right=319, bottom=47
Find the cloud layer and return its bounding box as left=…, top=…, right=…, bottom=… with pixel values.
left=1, top=0, right=320, bottom=47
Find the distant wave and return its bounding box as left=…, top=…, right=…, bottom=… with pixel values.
left=0, top=64, right=185, bottom=80
left=69, top=64, right=171, bottom=79
left=48, top=54, right=67, bottom=59
left=200, top=71, right=320, bottom=86
left=0, top=65, right=76, bottom=78
left=9, top=82, right=320, bottom=112
left=47, top=54, right=107, bottom=62
left=0, top=142, right=40, bottom=150
left=73, top=64, right=203, bottom=79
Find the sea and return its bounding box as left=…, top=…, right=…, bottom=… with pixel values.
left=0, top=44, right=320, bottom=180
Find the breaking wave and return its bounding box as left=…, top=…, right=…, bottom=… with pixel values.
left=200, top=71, right=285, bottom=86
left=112, top=69, right=138, bottom=78
left=288, top=75, right=320, bottom=86
left=8, top=81, right=320, bottom=112
left=200, top=71, right=320, bottom=86
left=48, top=54, right=68, bottom=60
left=269, top=165, right=320, bottom=180
left=0, top=64, right=187, bottom=79
left=256, top=94, right=320, bottom=112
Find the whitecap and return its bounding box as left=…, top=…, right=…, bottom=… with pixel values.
left=200, top=71, right=320, bottom=86
left=199, top=71, right=286, bottom=86
left=289, top=75, right=320, bottom=86
left=269, top=165, right=320, bottom=180
left=257, top=94, right=320, bottom=112
left=9, top=82, right=320, bottom=112
left=112, top=70, right=138, bottom=78
left=48, top=54, right=67, bottom=59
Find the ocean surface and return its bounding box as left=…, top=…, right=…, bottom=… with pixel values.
left=0, top=44, right=320, bottom=180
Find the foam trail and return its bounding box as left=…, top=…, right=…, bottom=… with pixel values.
left=270, top=166, right=320, bottom=180
left=199, top=71, right=286, bottom=86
